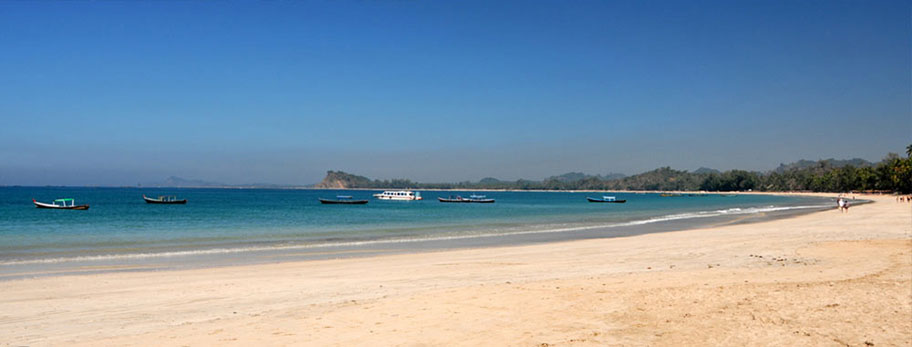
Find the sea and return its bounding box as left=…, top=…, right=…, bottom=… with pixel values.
left=0, top=187, right=836, bottom=280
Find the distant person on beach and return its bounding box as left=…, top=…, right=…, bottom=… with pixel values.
left=837, top=198, right=845, bottom=213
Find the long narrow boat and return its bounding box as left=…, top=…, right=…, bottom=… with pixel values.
left=319, top=195, right=369, bottom=205
left=33, top=198, right=90, bottom=210
left=143, top=195, right=187, bottom=204
left=438, top=194, right=495, bottom=203
left=586, top=196, right=626, bottom=203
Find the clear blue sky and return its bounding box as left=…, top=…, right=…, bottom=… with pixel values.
left=1, top=1, right=909, bottom=186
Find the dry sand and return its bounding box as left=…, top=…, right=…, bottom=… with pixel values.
left=1, top=194, right=909, bottom=346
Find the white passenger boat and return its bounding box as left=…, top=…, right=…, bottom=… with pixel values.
left=373, top=190, right=423, bottom=200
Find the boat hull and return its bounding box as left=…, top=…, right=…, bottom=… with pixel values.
left=586, top=198, right=626, bottom=203
left=319, top=199, right=368, bottom=205
left=374, top=195, right=422, bottom=201
left=33, top=201, right=90, bottom=210
left=438, top=198, right=470, bottom=203
left=143, top=196, right=187, bottom=204
left=438, top=197, right=495, bottom=203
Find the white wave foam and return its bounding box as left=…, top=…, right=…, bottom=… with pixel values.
left=0, top=204, right=831, bottom=266
left=615, top=205, right=826, bottom=227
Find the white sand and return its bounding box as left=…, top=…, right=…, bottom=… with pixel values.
left=1, top=193, right=909, bottom=346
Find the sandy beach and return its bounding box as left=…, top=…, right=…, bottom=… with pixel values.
left=1, top=193, right=909, bottom=346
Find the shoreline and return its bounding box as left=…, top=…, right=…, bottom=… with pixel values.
left=0, top=204, right=831, bottom=281
left=1, top=193, right=908, bottom=345
left=0, top=194, right=837, bottom=281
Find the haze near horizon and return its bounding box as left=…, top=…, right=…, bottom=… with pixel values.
left=1, top=1, right=909, bottom=186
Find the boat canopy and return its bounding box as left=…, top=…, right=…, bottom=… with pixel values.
left=54, top=198, right=74, bottom=202
left=336, top=195, right=353, bottom=199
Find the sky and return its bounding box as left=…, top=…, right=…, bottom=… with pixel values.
left=1, top=1, right=909, bottom=186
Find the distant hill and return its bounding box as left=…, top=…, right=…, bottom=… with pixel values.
left=478, top=177, right=503, bottom=184
left=773, top=158, right=874, bottom=173
left=609, top=167, right=703, bottom=191
left=601, top=172, right=627, bottom=180
left=693, top=167, right=721, bottom=174
left=313, top=148, right=910, bottom=193
left=548, top=172, right=589, bottom=182
left=315, top=171, right=373, bottom=189
left=548, top=172, right=626, bottom=182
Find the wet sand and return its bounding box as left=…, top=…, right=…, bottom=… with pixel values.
left=1, top=193, right=909, bottom=346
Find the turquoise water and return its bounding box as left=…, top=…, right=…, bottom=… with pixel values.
left=0, top=187, right=832, bottom=278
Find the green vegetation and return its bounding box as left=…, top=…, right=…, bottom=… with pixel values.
left=317, top=145, right=912, bottom=193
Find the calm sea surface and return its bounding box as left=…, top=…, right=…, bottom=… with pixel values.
left=0, top=187, right=833, bottom=279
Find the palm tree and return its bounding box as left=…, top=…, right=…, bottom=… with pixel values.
left=906, top=143, right=912, bottom=157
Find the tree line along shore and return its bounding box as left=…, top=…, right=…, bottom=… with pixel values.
left=317, top=145, right=912, bottom=194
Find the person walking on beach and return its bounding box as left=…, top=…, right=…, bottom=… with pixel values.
left=837, top=198, right=845, bottom=213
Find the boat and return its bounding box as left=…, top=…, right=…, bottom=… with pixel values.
left=586, top=196, right=626, bottom=203
left=438, top=194, right=495, bottom=203
left=319, top=195, right=369, bottom=205
left=143, top=195, right=187, bottom=204
left=660, top=193, right=682, bottom=197
left=373, top=190, right=423, bottom=200
left=33, top=198, right=89, bottom=210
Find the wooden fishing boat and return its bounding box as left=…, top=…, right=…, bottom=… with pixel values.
left=319, top=195, right=369, bottom=205
left=438, top=194, right=495, bottom=203
left=143, top=195, right=187, bottom=204
left=33, top=198, right=90, bottom=210
left=586, top=196, right=626, bottom=203
left=438, top=196, right=468, bottom=203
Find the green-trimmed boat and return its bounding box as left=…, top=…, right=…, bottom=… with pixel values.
left=143, top=195, right=187, bottom=204
left=33, top=198, right=90, bottom=210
